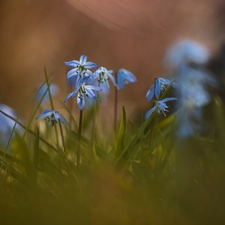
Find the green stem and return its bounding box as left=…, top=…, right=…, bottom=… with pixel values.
left=44, top=69, right=59, bottom=148
left=114, top=72, right=118, bottom=133
left=90, top=82, right=100, bottom=150
left=58, top=119, right=66, bottom=154
left=68, top=85, right=74, bottom=126
left=77, top=109, right=83, bottom=167
left=90, top=102, right=97, bottom=149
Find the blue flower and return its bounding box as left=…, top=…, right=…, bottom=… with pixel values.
left=117, top=69, right=137, bottom=89
left=67, top=75, right=76, bottom=87
left=0, top=104, right=23, bottom=148
left=145, top=97, right=177, bottom=120
left=146, top=77, right=178, bottom=102
left=174, top=63, right=217, bottom=137
left=36, top=83, right=59, bottom=104
left=176, top=110, right=202, bottom=138
left=64, top=81, right=102, bottom=110
left=94, top=67, right=118, bottom=90
left=164, top=39, right=210, bottom=68
left=36, top=109, right=69, bottom=127
left=176, top=63, right=217, bottom=108
left=65, top=55, right=98, bottom=87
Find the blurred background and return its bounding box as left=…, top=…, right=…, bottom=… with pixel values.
left=0, top=0, right=225, bottom=120
left=2, top=2, right=225, bottom=224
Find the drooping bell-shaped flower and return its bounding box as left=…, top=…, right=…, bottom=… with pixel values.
left=64, top=76, right=102, bottom=110
left=117, top=68, right=137, bottom=89
left=145, top=97, right=177, bottom=119
left=36, top=109, right=69, bottom=127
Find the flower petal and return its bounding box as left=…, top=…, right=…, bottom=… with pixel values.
left=79, top=55, right=87, bottom=65
left=58, top=114, right=70, bottom=127
left=155, top=78, right=161, bottom=99
left=64, top=60, right=80, bottom=67
left=145, top=106, right=156, bottom=120
left=67, top=68, right=79, bottom=79
left=85, top=70, right=96, bottom=82
left=64, top=91, right=76, bottom=103
left=117, top=72, right=125, bottom=88
left=146, top=85, right=154, bottom=102
left=84, top=62, right=98, bottom=69
left=85, top=89, right=97, bottom=100
left=159, top=97, right=177, bottom=103
left=85, top=85, right=102, bottom=92
left=36, top=109, right=53, bottom=120
left=77, top=92, right=85, bottom=110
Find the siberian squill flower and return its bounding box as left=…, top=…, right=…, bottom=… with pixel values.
left=65, top=55, right=98, bottom=87
left=64, top=78, right=102, bottom=110
left=145, top=97, right=177, bottom=120
left=94, top=67, right=118, bottom=90
left=0, top=104, right=23, bottom=148
left=67, top=75, right=76, bottom=87
left=36, top=109, right=69, bottom=127
left=36, top=83, right=59, bottom=104
left=146, top=77, right=178, bottom=102
left=117, top=69, right=137, bottom=89
left=164, top=39, right=210, bottom=68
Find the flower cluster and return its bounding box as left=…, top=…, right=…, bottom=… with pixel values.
left=64, top=55, right=103, bottom=109
left=145, top=76, right=178, bottom=119
left=164, top=39, right=210, bottom=69
left=64, top=55, right=137, bottom=109
left=35, top=55, right=137, bottom=127
left=174, top=63, right=217, bottom=137
left=164, top=39, right=218, bottom=137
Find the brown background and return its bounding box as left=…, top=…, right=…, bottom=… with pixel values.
left=0, top=0, right=224, bottom=121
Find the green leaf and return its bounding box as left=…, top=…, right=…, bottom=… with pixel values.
left=33, top=127, right=39, bottom=172
left=114, top=106, right=126, bottom=160
left=12, top=133, right=36, bottom=187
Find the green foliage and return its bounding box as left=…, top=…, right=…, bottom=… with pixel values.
left=1, top=75, right=225, bottom=225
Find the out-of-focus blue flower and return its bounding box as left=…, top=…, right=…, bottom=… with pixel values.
left=94, top=67, right=118, bottom=90
left=164, top=39, right=210, bottom=68
left=65, top=55, right=98, bottom=87
left=64, top=81, right=102, bottom=110
left=146, top=77, right=178, bottom=102
left=176, top=63, right=216, bottom=107
left=0, top=104, right=23, bottom=148
left=36, top=109, right=69, bottom=127
left=176, top=110, right=202, bottom=138
left=174, top=63, right=217, bottom=138
left=145, top=97, right=177, bottom=120
left=36, top=83, right=59, bottom=104
left=117, top=69, right=137, bottom=89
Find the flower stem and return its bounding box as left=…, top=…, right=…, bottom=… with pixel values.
left=58, top=119, right=66, bottom=154
left=77, top=109, right=83, bottom=167
left=114, top=71, right=118, bottom=133
left=68, top=85, right=74, bottom=126
left=90, top=101, right=97, bottom=151
left=44, top=70, right=59, bottom=148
